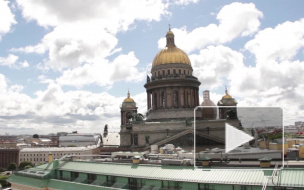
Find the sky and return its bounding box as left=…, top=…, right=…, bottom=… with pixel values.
left=0, top=0, right=304, bottom=135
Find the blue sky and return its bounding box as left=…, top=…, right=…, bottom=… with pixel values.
left=0, top=0, right=304, bottom=135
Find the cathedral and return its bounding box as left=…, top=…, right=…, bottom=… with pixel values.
left=119, top=29, right=240, bottom=151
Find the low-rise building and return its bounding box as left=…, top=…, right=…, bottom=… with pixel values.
left=0, top=148, right=19, bottom=169
left=0, top=140, right=17, bottom=148
left=7, top=158, right=304, bottom=190
left=19, top=146, right=99, bottom=165
left=59, top=133, right=102, bottom=147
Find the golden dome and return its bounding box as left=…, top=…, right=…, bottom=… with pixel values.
left=123, top=91, right=134, bottom=103
left=222, top=89, right=232, bottom=99
left=152, top=47, right=191, bottom=67
left=152, top=29, right=191, bottom=67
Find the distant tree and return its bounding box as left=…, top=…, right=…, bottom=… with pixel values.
left=66, top=144, right=77, bottom=147
left=24, top=165, right=32, bottom=169
left=19, top=161, right=34, bottom=170
left=33, top=134, right=39, bottom=138
left=104, top=124, right=108, bottom=133
left=7, top=162, right=17, bottom=171
left=0, top=167, right=5, bottom=172
left=0, top=176, right=9, bottom=187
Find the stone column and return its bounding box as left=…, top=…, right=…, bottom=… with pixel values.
left=152, top=91, right=155, bottom=109
left=157, top=90, right=162, bottom=108
left=171, top=89, right=174, bottom=108
left=185, top=89, right=188, bottom=107
left=195, top=89, right=199, bottom=106
left=121, top=111, right=123, bottom=125
left=147, top=91, right=151, bottom=110
left=179, top=88, right=182, bottom=108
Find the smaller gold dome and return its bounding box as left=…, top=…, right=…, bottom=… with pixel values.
left=123, top=91, right=134, bottom=103
left=166, top=30, right=174, bottom=36
left=222, top=89, right=232, bottom=99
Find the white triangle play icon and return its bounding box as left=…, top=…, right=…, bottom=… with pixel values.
left=225, top=123, right=254, bottom=153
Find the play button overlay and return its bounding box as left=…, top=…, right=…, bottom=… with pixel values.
left=225, top=123, right=254, bottom=153
left=194, top=106, right=284, bottom=170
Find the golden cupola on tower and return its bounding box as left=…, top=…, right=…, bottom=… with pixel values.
left=123, top=91, right=135, bottom=103
left=217, top=88, right=238, bottom=119
left=222, top=89, right=232, bottom=99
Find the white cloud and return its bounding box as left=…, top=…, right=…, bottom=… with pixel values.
left=158, top=2, right=262, bottom=53
left=0, top=0, right=16, bottom=39
left=0, top=54, right=29, bottom=68
left=0, top=74, right=32, bottom=116
left=187, top=24, right=304, bottom=126
left=217, top=2, right=262, bottom=38
left=190, top=45, right=244, bottom=89
left=245, top=19, right=304, bottom=63
left=16, top=0, right=169, bottom=32
left=174, top=0, right=198, bottom=6
left=56, top=51, right=145, bottom=88
left=11, top=0, right=169, bottom=73
left=0, top=74, right=7, bottom=92
left=0, top=54, right=18, bottom=66
left=0, top=74, right=146, bottom=134
left=226, top=58, right=304, bottom=126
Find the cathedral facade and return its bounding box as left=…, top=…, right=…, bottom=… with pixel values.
left=119, top=29, right=241, bottom=150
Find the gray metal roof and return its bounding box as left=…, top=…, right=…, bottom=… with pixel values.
left=51, top=161, right=304, bottom=187
left=20, top=146, right=95, bottom=152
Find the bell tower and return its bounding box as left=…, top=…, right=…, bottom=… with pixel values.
left=217, top=88, right=238, bottom=119
left=120, top=91, right=137, bottom=125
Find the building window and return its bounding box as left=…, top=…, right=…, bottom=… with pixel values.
left=158, top=71, right=160, bottom=76
left=161, top=91, right=165, bottom=108
left=173, top=90, right=179, bottom=107
left=87, top=173, right=97, bottom=183
left=129, top=178, right=142, bottom=189
left=184, top=70, right=186, bottom=74
left=154, top=93, right=157, bottom=108
left=163, top=70, right=165, bottom=76
left=59, top=170, right=63, bottom=179
left=173, top=69, right=176, bottom=74
left=71, top=172, right=79, bottom=180
left=168, top=70, right=170, bottom=75
left=133, top=134, right=138, bottom=146
left=199, top=183, right=215, bottom=190
left=107, top=176, right=116, bottom=186
left=179, top=69, right=181, bottom=75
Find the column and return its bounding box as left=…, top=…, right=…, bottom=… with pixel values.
left=191, top=89, right=194, bottom=107
left=171, top=89, right=174, bottom=108
left=147, top=91, right=151, bottom=110
left=179, top=88, right=182, bottom=108
left=194, top=89, right=198, bottom=106
left=157, top=90, right=162, bottom=108
left=121, top=111, right=123, bottom=125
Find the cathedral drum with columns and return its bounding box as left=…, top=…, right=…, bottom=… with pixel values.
left=119, top=29, right=242, bottom=150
